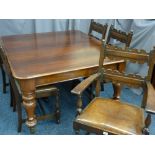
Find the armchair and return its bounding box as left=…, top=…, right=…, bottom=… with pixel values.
left=71, top=41, right=155, bottom=135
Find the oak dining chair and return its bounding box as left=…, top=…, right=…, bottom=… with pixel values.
left=71, top=40, right=155, bottom=135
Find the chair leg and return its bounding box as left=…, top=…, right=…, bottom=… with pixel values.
left=17, top=101, right=22, bottom=133
left=1, top=67, right=7, bottom=94
left=15, top=93, right=23, bottom=132
left=10, top=84, right=17, bottom=112
left=55, top=91, right=60, bottom=124
left=112, top=83, right=121, bottom=100
left=142, top=113, right=151, bottom=135
left=10, top=84, right=13, bottom=107
left=10, top=84, right=16, bottom=112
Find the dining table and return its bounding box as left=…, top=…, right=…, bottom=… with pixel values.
left=0, top=30, right=125, bottom=132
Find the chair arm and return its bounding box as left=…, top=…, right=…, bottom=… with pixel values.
left=145, top=82, right=155, bottom=114
left=71, top=73, right=101, bottom=95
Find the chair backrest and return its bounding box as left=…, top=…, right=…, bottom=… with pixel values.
left=88, top=19, right=108, bottom=40
left=98, top=40, right=155, bottom=107
left=0, top=42, right=12, bottom=77
left=106, top=25, right=133, bottom=48
left=0, top=41, right=19, bottom=95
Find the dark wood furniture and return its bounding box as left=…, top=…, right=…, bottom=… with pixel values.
left=0, top=54, right=8, bottom=94
left=0, top=30, right=125, bottom=131
left=88, top=20, right=108, bottom=96
left=103, top=24, right=133, bottom=97
left=88, top=19, right=108, bottom=40
left=0, top=43, right=60, bottom=133
left=151, top=65, right=155, bottom=89
left=71, top=41, right=155, bottom=135
left=107, top=24, right=133, bottom=49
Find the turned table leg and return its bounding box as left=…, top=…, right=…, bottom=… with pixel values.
left=22, top=91, right=37, bottom=133
left=20, top=80, right=37, bottom=133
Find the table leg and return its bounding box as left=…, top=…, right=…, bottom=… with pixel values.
left=20, top=80, right=37, bottom=133
left=113, top=62, right=126, bottom=100
left=22, top=91, right=37, bottom=133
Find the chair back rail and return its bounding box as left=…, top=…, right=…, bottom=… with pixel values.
left=88, top=19, right=108, bottom=40
left=107, top=25, right=133, bottom=48
left=97, top=40, right=155, bottom=108
left=99, top=41, right=155, bottom=82
left=103, top=69, right=146, bottom=88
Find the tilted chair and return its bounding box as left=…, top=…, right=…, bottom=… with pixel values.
left=107, top=24, right=133, bottom=49
left=71, top=41, right=155, bottom=135
left=88, top=19, right=108, bottom=40
left=0, top=46, right=60, bottom=133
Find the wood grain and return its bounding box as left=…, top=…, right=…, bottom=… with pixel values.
left=1, top=30, right=125, bottom=130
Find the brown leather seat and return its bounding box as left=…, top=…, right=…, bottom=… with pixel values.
left=74, top=98, right=144, bottom=135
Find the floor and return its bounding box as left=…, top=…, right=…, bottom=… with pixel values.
left=0, top=72, right=155, bottom=135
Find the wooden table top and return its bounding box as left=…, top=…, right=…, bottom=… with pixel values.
left=1, top=30, right=123, bottom=80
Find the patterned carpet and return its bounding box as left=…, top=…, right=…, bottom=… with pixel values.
left=0, top=72, right=155, bottom=135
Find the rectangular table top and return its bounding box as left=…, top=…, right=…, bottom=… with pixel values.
left=1, top=30, right=123, bottom=80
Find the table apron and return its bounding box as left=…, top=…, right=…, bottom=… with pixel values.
left=35, top=62, right=122, bottom=87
